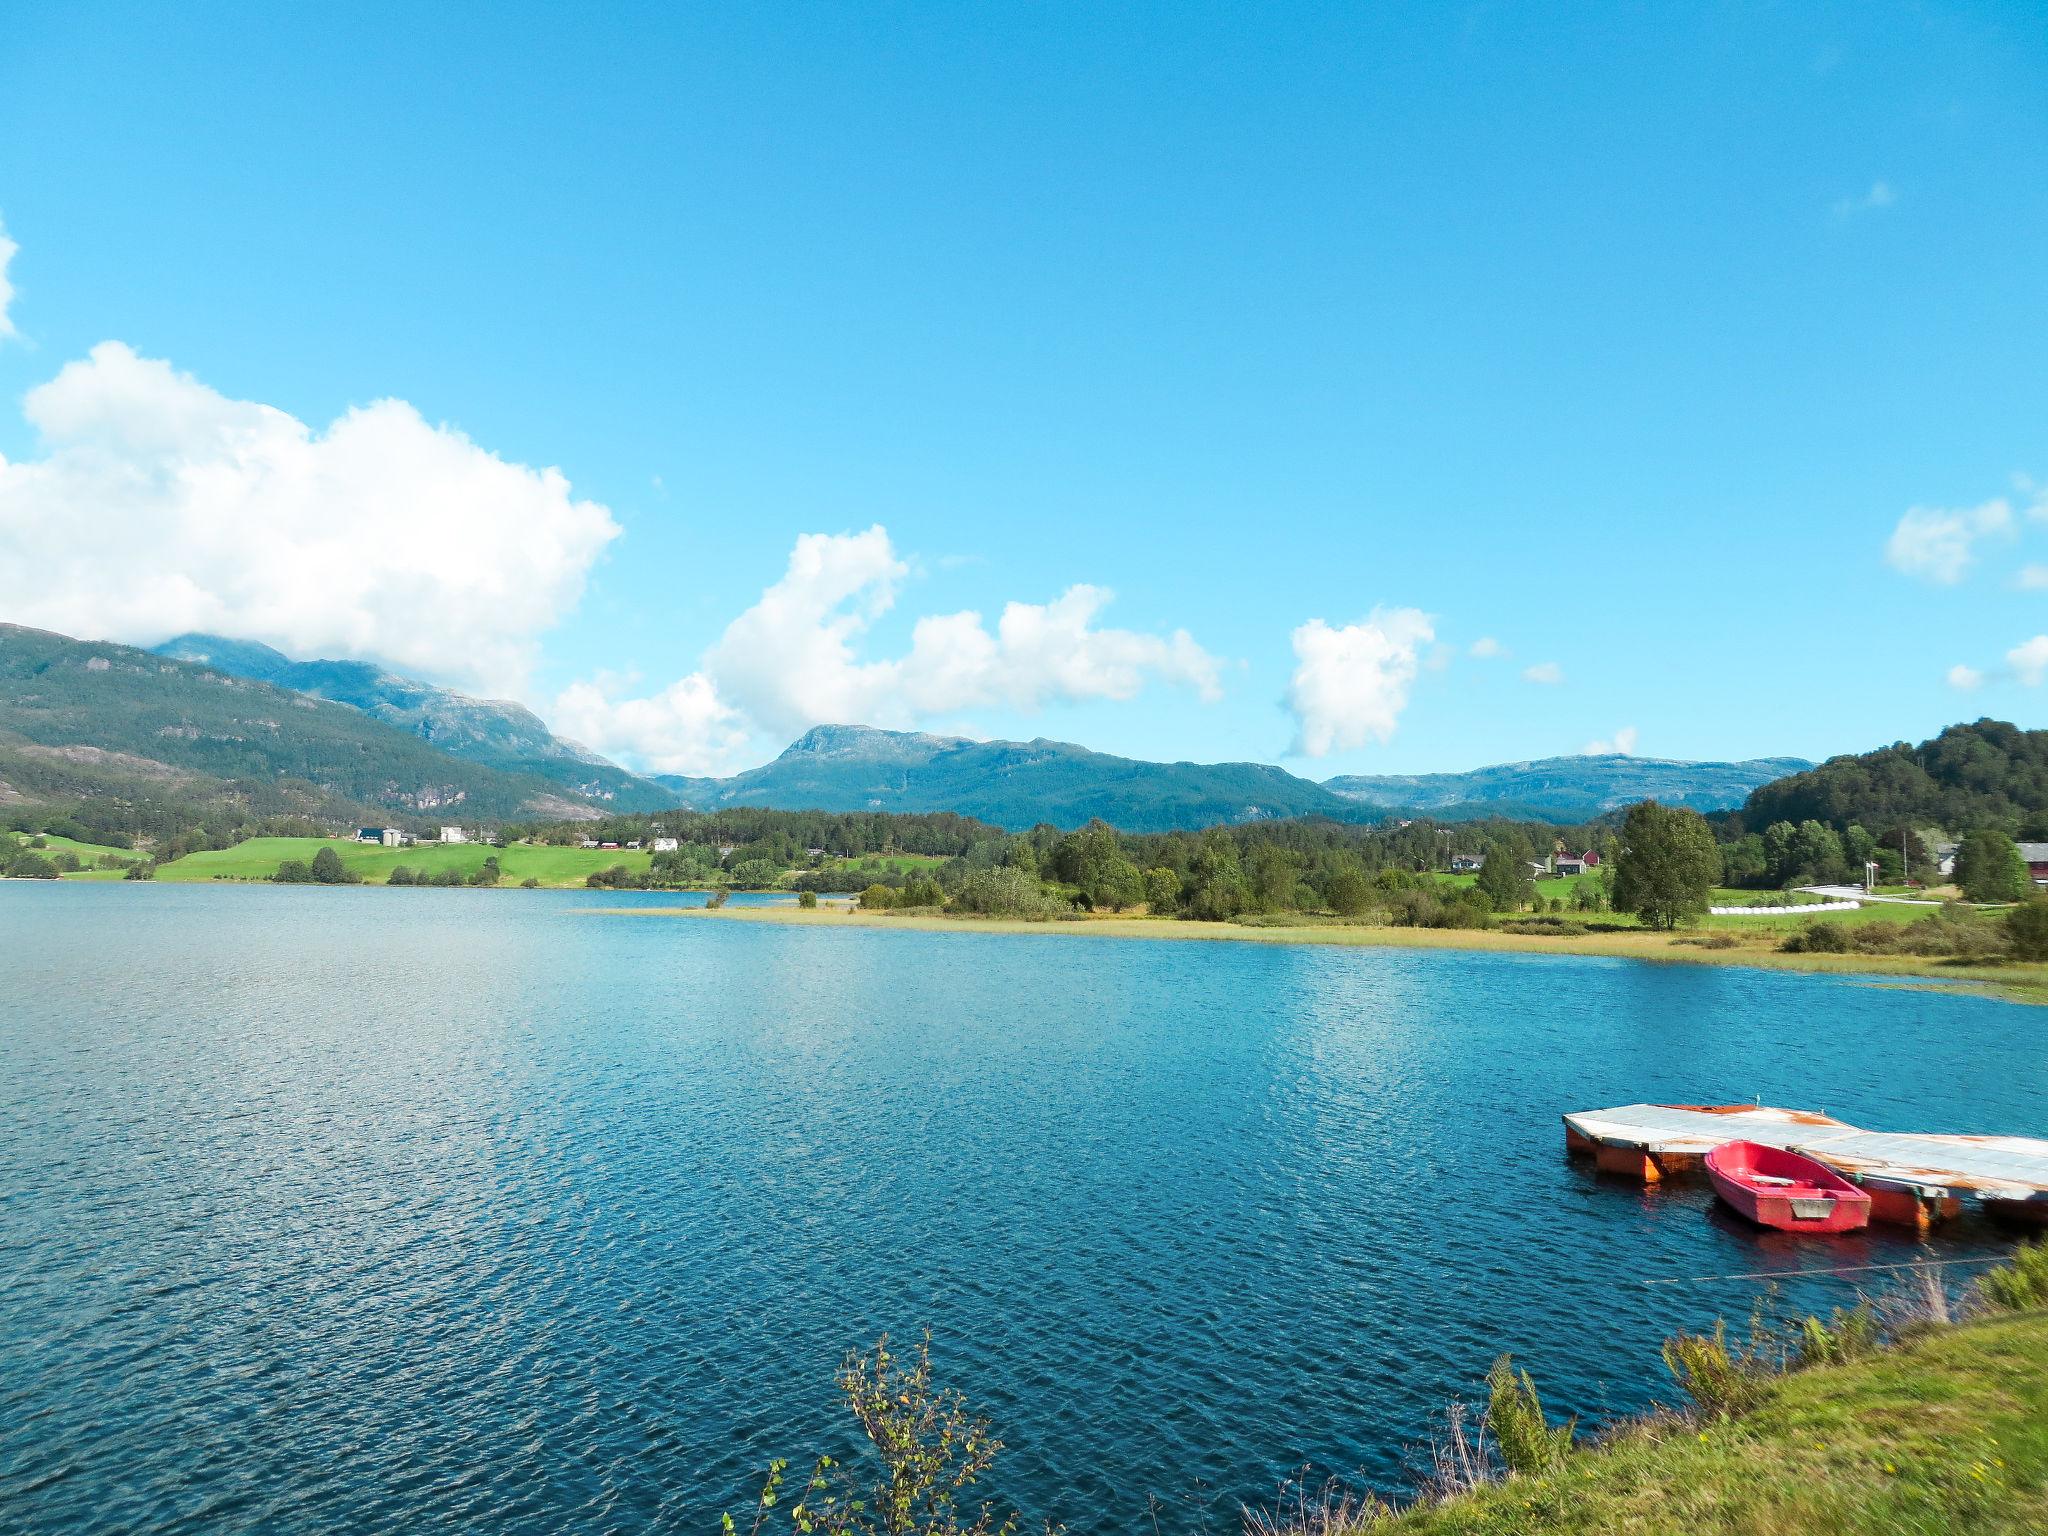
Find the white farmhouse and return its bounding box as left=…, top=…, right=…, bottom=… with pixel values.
left=439, top=826, right=467, bottom=844
left=652, top=837, right=679, bottom=853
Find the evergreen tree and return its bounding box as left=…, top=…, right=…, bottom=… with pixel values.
left=1956, top=829, right=2029, bottom=903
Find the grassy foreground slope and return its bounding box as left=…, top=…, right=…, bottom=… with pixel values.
left=1385, top=1312, right=2048, bottom=1535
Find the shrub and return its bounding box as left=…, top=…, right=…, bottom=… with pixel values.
left=858, top=883, right=896, bottom=910
left=388, top=865, right=416, bottom=886
left=469, top=856, right=502, bottom=887
left=1484, top=1355, right=1574, bottom=1475
left=50, top=851, right=82, bottom=873
left=797, top=890, right=818, bottom=909
left=5, top=851, right=58, bottom=879
left=1780, top=921, right=1851, bottom=953
left=726, top=1331, right=1034, bottom=1536
left=1661, top=1312, right=1779, bottom=1419
left=521, top=877, right=539, bottom=889
left=1975, top=1239, right=2048, bottom=1312
left=122, top=860, right=156, bottom=881
left=2005, top=898, right=2048, bottom=961
left=949, top=867, right=1071, bottom=920
left=310, top=847, right=360, bottom=884
left=1794, top=1304, right=1882, bottom=1368
left=272, top=859, right=314, bottom=884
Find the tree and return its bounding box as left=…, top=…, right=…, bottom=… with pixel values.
left=272, top=859, right=315, bottom=884
left=859, top=884, right=896, bottom=910
left=1612, top=801, right=1720, bottom=928
left=2005, top=897, right=2048, bottom=960
left=469, top=855, right=503, bottom=887
left=797, top=889, right=818, bottom=909
left=1142, top=867, right=1182, bottom=912
left=1323, top=866, right=1373, bottom=917
left=1474, top=843, right=1535, bottom=913
left=1956, top=829, right=2029, bottom=903
left=5, top=851, right=58, bottom=879
left=1184, top=831, right=1250, bottom=921
left=310, top=846, right=360, bottom=885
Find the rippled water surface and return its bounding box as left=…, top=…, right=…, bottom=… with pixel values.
left=4, top=883, right=2044, bottom=1532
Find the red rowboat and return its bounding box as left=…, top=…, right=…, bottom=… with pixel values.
left=1705, top=1140, right=1871, bottom=1234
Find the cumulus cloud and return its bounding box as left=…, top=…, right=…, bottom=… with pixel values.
left=1833, top=180, right=1895, bottom=217
left=1885, top=499, right=2012, bottom=584
left=1283, top=607, right=1434, bottom=758
left=1583, top=726, right=1639, bottom=756
left=1468, top=636, right=1506, bottom=659
left=0, top=216, right=17, bottom=341
left=1522, top=661, right=1563, bottom=685
left=1947, top=664, right=1984, bottom=691
left=2017, top=565, right=2048, bottom=591
left=0, top=342, right=619, bottom=694
left=550, top=672, right=752, bottom=778
left=2008, top=637, right=2048, bottom=687
left=560, top=526, right=1224, bottom=768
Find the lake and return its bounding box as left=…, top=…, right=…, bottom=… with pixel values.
left=3, top=882, right=2042, bottom=1533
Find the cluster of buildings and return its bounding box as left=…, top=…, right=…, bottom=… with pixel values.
left=354, top=826, right=471, bottom=848
left=1448, top=847, right=1602, bottom=878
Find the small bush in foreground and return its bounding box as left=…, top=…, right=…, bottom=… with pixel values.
left=1484, top=1354, right=1574, bottom=1475
left=1976, top=1239, right=2048, bottom=1312
left=726, top=1331, right=1052, bottom=1536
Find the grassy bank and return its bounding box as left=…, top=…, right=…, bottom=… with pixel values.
left=620, top=902, right=2048, bottom=1003
left=135, top=836, right=655, bottom=887
left=1379, top=1310, right=2048, bottom=1534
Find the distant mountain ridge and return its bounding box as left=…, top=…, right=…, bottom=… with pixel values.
left=655, top=724, right=1805, bottom=832
left=0, top=624, right=612, bottom=835
left=151, top=633, right=677, bottom=811
left=1326, top=753, right=1813, bottom=822
left=654, top=724, right=1358, bottom=833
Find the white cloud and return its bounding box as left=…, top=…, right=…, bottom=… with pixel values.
left=1522, top=661, right=1564, bottom=685
left=1947, top=664, right=1984, bottom=691
left=1583, top=726, right=1639, bottom=756
left=1283, top=607, right=1434, bottom=758
left=0, top=216, right=17, bottom=341
left=550, top=672, right=751, bottom=778
left=1833, top=181, right=1895, bottom=217
left=1884, top=499, right=2012, bottom=584
left=2017, top=565, right=2048, bottom=590
left=0, top=342, right=619, bottom=695
left=561, top=527, right=1224, bottom=768
left=1468, top=636, right=1506, bottom=659
left=2008, top=637, right=2048, bottom=687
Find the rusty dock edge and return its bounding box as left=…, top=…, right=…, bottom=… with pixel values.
left=1563, top=1103, right=2048, bottom=1232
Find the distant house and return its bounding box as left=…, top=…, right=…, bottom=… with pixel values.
left=439, top=826, right=467, bottom=844
left=600, top=841, right=620, bottom=850
left=579, top=839, right=601, bottom=850
left=355, top=828, right=384, bottom=844
left=2021, top=843, right=2048, bottom=886
left=652, top=837, right=679, bottom=853
left=380, top=828, right=405, bottom=848
left=1449, top=852, right=1484, bottom=873
left=1935, top=841, right=1959, bottom=879
left=1554, top=853, right=1590, bottom=877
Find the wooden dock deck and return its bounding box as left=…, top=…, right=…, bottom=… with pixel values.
left=1563, top=1102, right=2048, bottom=1229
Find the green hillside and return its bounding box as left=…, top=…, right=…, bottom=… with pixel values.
left=1328, top=753, right=1812, bottom=820
left=151, top=633, right=678, bottom=812
left=0, top=624, right=615, bottom=840
left=146, top=835, right=655, bottom=886
left=1738, top=719, right=2048, bottom=835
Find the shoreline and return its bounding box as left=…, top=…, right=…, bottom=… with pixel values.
left=597, top=901, right=2048, bottom=1004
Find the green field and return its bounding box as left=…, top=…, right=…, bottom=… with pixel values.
left=144, top=836, right=660, bottom=887
left=2, top=831, right=145, bottom=878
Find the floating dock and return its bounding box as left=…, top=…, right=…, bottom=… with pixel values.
left=1563, top=1103, right=2048, bottom=1230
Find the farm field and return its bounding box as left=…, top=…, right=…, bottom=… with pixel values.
left=144, top=837, right=659, bottom=887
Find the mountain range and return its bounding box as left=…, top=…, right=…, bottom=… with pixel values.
left=0, top=625, right=1813, bottom=837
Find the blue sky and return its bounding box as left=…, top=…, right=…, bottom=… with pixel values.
left=0, top=2, right=2044, bottom=778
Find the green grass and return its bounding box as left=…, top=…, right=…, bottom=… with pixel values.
left=3, top=831, right=146, bottom=878
left=1380, top=1311, right=2048, bottom=1534
left=144, top=836, right=659, bottom=887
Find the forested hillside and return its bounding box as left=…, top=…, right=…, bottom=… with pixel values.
left=1736, top=720, right=2048, bottom=836
left=0, top=625, right=607, bottom=844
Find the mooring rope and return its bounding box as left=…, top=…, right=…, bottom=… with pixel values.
left=1643, top=1255, right=2011, bottom=1286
